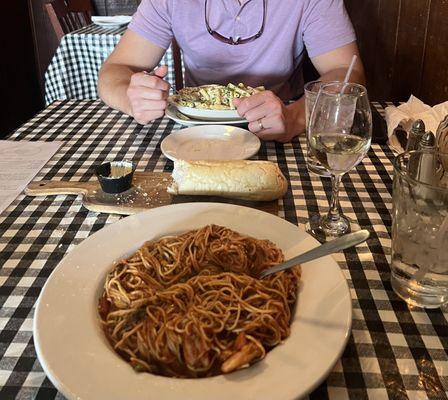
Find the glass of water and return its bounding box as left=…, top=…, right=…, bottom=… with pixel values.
left=307, top=82, right=372, bottom=240
left=304, top=81, right=332, bottom=177
left=391, top=150, right=448, bottom=308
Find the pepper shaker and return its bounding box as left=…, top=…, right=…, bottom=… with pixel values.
left=414, top=131, right=437, bottom=186
left=418, top=130, right=436, bottom=150
left=406, top=119, right=426, bottom=152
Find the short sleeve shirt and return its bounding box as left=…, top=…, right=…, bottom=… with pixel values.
left=129, top=0, right=356, bottom=100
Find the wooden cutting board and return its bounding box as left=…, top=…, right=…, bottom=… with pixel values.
left=25, top=172, right=278, bottom=215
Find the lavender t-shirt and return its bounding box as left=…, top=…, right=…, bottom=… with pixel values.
left=129, top=0, right=356, bottom=100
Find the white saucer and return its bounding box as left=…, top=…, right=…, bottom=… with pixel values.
left=165, top=105, right=247, bottom=126
left=92, top=16, right=132, bottom=27
left=160, top=125, right=260, bottom=161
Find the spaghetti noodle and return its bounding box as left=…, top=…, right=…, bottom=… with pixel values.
left=98, top=225, right=300, bottom=378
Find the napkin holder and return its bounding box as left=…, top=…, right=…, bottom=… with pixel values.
left=436, top=115, right=448, bottom=175
left=389, top=126, right=413, bottom=153
left=385, top=96, right=448, bottom=153
left=390, top=114, right=448, bottom=154
left=436, top=115, right=448, bottom=153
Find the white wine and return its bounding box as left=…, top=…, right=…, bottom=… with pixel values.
left=310, top=133, right=370, bottom=175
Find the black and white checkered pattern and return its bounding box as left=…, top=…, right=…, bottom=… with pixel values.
left=0, top=100, right=447, bottom=400
left=45, top=24, right=177, bottom=105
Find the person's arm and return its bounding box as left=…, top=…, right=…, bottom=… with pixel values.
left=310, top=41, right=365, bottom=85
left=234, top=42, right=366, bottom=143
left=98, top=30, right=170, bottom=124
left=283, top=42, right=366, bottom=141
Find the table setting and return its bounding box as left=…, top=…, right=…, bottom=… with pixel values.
left=0, top=44, right=447, bottom=399
left=0, top=89, right=446, bottom=399
left=44, top=23, right=177, bottom=105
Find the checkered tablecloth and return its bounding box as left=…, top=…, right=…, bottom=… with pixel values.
left=45, top=24, right=178, bottom=105
left=0, top=100, right=447, bottom=400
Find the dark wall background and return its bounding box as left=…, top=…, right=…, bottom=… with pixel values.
left=0, top=1, right=42, bottom=137
left=345, top=0, right=448, bottom=105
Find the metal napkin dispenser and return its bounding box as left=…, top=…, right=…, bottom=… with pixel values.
left=436, top=115, right=448, bottom=176
left=436, top=115, right=448, bottom=153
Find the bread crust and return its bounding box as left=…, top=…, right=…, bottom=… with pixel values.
left=167, top=160, right=288, bottom=201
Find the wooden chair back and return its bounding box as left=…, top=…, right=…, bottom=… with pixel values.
left=45, top=0, right=92, bottom=41
left=67, top=0, right=92, bottom=26
left=171, top=38, right=184, bottom=91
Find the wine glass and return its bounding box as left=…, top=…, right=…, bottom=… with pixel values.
left=306, top=82, right=372, bottom=241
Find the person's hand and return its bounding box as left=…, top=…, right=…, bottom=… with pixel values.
left=126, top=65, right=170, bottom=125
left=233, top=91, right=303, bottom=143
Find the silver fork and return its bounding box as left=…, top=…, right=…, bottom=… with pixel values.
left=259, top=230, right=370, bottom=279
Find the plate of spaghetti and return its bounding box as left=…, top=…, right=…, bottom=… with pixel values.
left=34, top=203, right=352, bottom=400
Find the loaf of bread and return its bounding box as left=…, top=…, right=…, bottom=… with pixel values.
left=167, top=160, right=288, bottom=201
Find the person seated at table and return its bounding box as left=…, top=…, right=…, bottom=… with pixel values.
left=98, top=0, right=365, bottom=142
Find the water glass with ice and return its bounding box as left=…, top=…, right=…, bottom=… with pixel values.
left=304, top=81, right=332, bottom=177
left=391, top=150, right=448, bottom=308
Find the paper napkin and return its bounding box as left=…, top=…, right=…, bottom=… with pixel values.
left=385, top=96, right=448, bottom=152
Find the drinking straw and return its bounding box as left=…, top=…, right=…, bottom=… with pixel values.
left=339, top=55, right=357, bottom=96
left=343, top=55, right=358, bottom=84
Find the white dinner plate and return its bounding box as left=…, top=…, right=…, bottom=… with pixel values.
left=160, top=125, right=260, bottom=161
left=175, top=104, right=241, bottom=121
left=34, top=203, right=352, bottom=400
left=168, top=96, right=245, bottom=122
left=92, top=15, right=132, bottom=27
left=165, top=105, right=247, bottom=126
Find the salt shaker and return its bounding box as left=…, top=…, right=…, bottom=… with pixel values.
left=414, top=131, right=437, bottom=186
left=406, top=119, right=426, bottom=152
left=418, top=130, right=436, bottom=150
